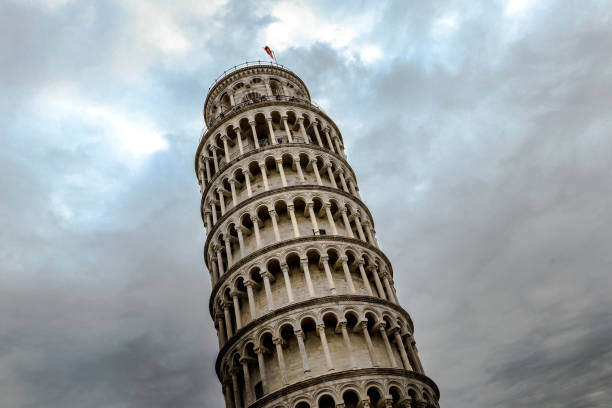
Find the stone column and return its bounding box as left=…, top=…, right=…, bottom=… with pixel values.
left=320, top=255, right=336, bottom=295
left=394, top=330, right=413, bottom=370
left=370, top=266, right=387, bottom=300
left=294, top=329, right=311, bottom=376
left=361, top=321, right=377, bottom=367
left=261, top=271, right=275, bottom=310
left=254, top=347, right=268, bottom=394
left=223, top=380, right=234, bottom=408
left=323, top=203, right=338, bottom=234
left=276, top=157, right=287, bottom=186
left=229, top=180, right=239, bottom=207
left=340, top=208, right=354, bottom=238
left=325, top=162, right=338, bottom=188
left=224, top=238, right=233, bottom=267
left=249, top=120, right=259, bottom=148
left=244, top=281, right=257, bottom=320
left=269, top=209, right=281, bottom=242
left=222, top=134, right=230, bottom=163
left=282, top=116, right=293, bottom=142
left=300, top=258, right=316, bottom=297
left=210, top=259, right=219, bottom=285
left=323, top=127, right=335, bottom=153
left=230, top=368, right=241, bottom=408
left=267, top=117, right=276, bottom=145
left=273, top=338, right=288, bottom=385
left=234, top=126, right=244, bottom=155
left=293, top=155, right=305, bottom=182
left=297, top=117, right=308, bottom=142
left=258, top=162, right=269, bottom=191
left=211, top=202, right=217, bottom=224
left=243, top=170, right=253, bottom=197
left=358, top=261, right=374, bottom=296
left=216, top=248, right=225, bottom=276
left=204, top=156, right=212, bottom=181
left=317, top=324, right=334, bottom=371
left=339, top=321, right=357, bottom=368
left=251, top=215, right=262, bottom=249
left=307, top=202, right=319, bottom=234
left=340, top=256, right=356, bottom=293
left=354, top=215, right=367, bottom=241
left=216, top=315, right=226, bottom=347
left=382, top=273, right=398, bottom=304
left=240, top=358, right=253, bottom=404
left=379, top=323, right=398, bottom=367
left=348, top=178, right=360, bottom=198
left=231, top=291, right=242, bottom=330
left=364, top=220, right=378, bottom=247
left=287, top=204, right=300, bottom=237
left=211, top=146, right=219, bottom=172
left=311, top=159, right=323, bottom=185
left=229, top=93, right=235, bottom=106
left=223, top=303, right=233, bottom=339
left=338, top=171, right=349, bottom=192
left=264, top=80, right=272, bottom=96
left=236, top=227, right=245, bottom=255
left=281, top=264, right=294, bottom=302
left=312, top=123, right=323, bottom=146
left=218, top=190, right=226, bottom=216
left=333, top=136, right=344, bottom=157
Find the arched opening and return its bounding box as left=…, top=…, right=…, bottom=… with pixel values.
left=367, top=387, right=383, bottom=408
left=342, top=390, right=360, bottom=408
left=318, top=394, right=335, bottom=408
left=389, top=386, right=402, bottom=408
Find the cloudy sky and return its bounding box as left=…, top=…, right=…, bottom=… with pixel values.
left=1, top=0, right=611, bottom=407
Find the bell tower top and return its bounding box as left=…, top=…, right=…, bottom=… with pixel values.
left=203, top=61, right=311, bottom=127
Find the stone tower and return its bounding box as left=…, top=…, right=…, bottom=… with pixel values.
left=195, top=62, right=440, bottom=408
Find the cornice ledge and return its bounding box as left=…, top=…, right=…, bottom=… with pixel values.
left=214, top=295, right=414, bottom=376
left=207, top=236, right=394, bottom=309
left=247, top=368, right=440, bottom=407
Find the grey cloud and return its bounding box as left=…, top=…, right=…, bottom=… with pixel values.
left=1, top=0, right=611, bottom=407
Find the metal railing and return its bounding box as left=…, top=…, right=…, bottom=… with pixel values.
left=207, top=61, right=293, bottom=92
left=207, top=95, right=322, bottom=128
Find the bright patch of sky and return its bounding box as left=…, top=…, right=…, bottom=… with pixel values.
left=505, top=0, right=536, bottom=15
left=36, top=84, right=168, bottom=161
left=260, top=0, right=381, bottom=64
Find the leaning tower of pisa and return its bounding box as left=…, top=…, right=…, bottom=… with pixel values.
left=195, top=62, right=440, bottom=408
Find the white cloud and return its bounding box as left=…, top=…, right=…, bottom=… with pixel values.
left=260, top=0, right=376, bottom=54
left=505, top=0, right=536, bottom=15
left=432, top=13, right=459, bottom=38
left=35, top=84, right=168, bottom=160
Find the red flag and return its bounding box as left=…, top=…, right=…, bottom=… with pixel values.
left=264, top=46, right=275, bottom=61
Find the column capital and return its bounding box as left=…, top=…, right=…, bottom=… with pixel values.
left=294, top=329, right=304, bottom=338
left=272, top=337, right=286, bottom=346
left=243, top=279, right=257, bottom=288
left=337, top=320, right=348, bottom=329
left=260, top=270, right=274, bottom=280
left=339, top=255, right=348, bottom=263
left=287, top=204, right=295, bottom=212
left=222, top=302, right=232, bottom=311
left=248, top=120, right=256, bottom=126
left=377, top=321, right=388, bottom=331
left=300, top=257, right=309, bottom=265
left=280, top=263, right=289, bottom=272
left=316, top=323, right=326, bottom=331
left=320, top=254, right=329, bottom=262
left=268, top=208, right=277, bottom=217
